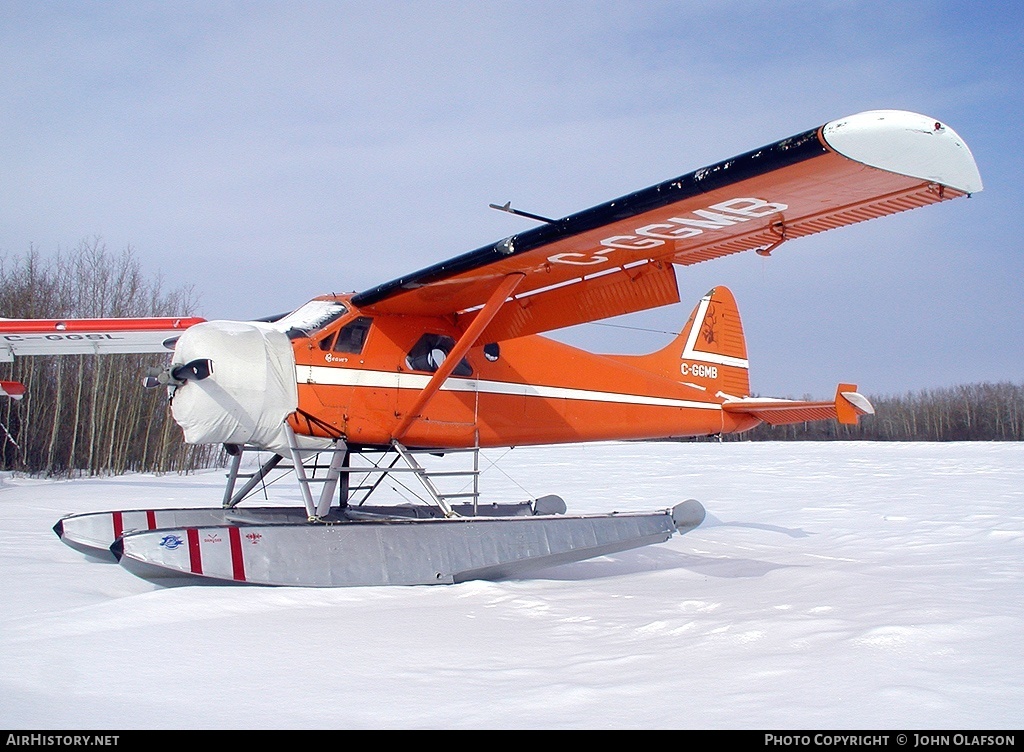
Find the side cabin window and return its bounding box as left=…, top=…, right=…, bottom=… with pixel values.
left=406, top=334, right=472, bottom=376
left=320, top=316, right=373, bottom=354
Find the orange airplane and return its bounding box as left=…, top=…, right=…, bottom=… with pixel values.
left=1, top=110, right=982, bottom=587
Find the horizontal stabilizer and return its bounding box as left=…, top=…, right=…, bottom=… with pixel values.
left=0, top=380, right=25, bottom=400
left=722, top=383, right=874, bottom=427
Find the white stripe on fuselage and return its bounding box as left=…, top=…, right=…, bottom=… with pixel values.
left=297, top=365, right=721, bottom=411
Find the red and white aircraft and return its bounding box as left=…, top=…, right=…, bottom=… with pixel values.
left=0, top=110, right=982, bottom=586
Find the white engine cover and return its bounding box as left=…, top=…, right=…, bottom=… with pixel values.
left=170, top=321, right=299, bottom=454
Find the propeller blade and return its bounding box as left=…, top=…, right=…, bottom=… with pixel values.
left=171, top=359, right=213, bottom=382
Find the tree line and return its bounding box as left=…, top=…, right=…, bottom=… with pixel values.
left=0, top=242, right=220, bottom=476
left=2, top=243, right=1021, bottom=476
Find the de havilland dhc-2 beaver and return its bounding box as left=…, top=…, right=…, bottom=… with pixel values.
left=0, top=110, right=982, bottom=587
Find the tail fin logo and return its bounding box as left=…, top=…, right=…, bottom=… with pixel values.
left=701, top=305, right=717, bottom=346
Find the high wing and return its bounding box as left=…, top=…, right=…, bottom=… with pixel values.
left=353, top=110, right=981, bottom=343
left=0, top=317, right=205, bottom=361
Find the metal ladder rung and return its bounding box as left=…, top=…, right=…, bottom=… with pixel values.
left=333, top=466, right=427, bottom=474
left=229, top=463, right=334, bottom=476
left=334, top=467, right=479, bottom=479
left=391, top=440, right=456, bottom=518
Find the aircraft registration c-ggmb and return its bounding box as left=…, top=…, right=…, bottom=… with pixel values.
left=0, top=110, right=982, bottom=587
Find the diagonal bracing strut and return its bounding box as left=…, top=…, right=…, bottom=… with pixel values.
left=392, top=273, right=524, bottom=441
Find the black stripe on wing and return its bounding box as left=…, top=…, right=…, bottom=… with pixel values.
left=352, top=127, right=825, bottom=307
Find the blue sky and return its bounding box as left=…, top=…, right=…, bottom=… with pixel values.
left=2, top=1, right=1021, bottom=398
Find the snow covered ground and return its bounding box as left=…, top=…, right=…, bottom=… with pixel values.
left=1, top=441, right=1021, bottom=730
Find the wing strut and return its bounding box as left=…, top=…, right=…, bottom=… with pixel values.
left=393, top=273, right=524, bottom=441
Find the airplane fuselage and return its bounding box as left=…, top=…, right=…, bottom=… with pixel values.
left=286, top=295, right=758, bottom=449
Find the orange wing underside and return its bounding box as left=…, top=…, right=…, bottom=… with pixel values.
left=360, top=149, right=959, bottom=342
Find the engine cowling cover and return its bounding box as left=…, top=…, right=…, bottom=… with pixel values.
left=169, top=321, right=298, bottom=454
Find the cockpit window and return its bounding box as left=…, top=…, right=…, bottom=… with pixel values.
left=272, top=300, right=348, bottom=340
left=406, top=334, right=472, bottom=376
left=333, top=317, right=373, bottom=354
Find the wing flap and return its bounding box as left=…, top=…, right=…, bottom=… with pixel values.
left=463, top=259, right=679, bottom=343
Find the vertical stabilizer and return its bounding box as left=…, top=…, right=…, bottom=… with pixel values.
left=614, top=286, right=750, bottom=398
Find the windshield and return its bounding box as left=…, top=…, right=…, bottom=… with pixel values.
left=271, top=300, right=348, bottom=340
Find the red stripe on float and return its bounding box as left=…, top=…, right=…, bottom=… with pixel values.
left=187, top=528, right=202, bottom=574
left=229, top=527, right=246, bottom=582
left=146, top=510, right=157, bottom=529
left=112, top=512, right=123, bottom=539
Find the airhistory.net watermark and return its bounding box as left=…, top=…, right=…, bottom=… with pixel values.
left=6, top=736, right=118, bottom=746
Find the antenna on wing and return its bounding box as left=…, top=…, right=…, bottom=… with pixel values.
left=488, top=201, right=555, bottom=224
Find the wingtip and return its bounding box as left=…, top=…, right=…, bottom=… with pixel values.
left=822, top=110, right=983, bottom=195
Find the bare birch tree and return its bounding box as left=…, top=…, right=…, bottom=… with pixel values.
left=0, top=241, right=221, bottom=475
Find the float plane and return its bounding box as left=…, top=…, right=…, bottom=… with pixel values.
left=0, top=110, right=982, bottom=586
